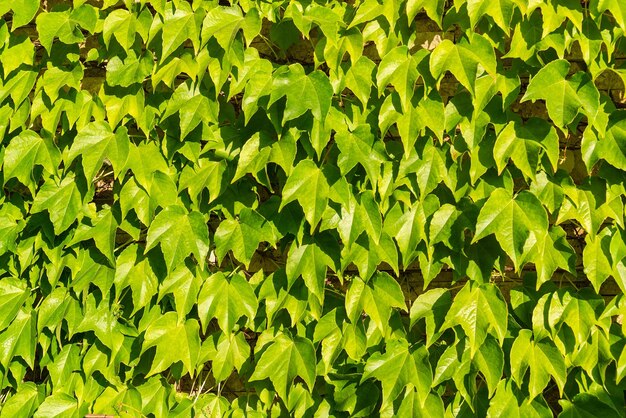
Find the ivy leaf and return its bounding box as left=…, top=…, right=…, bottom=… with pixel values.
left=510, top=329, right=566, bottom=399
left=179, top=159, right=227, bottom=205
left=197, top=272, right=257, bottom=332
left=158, top=265, right=201, bottom=322
left=31, top=176, right=83, bottom=235
left=473, top=336, right=504, bottom=397
left=334, top=124, right=386, bottom=185
left=0, top=277, right=28, bottom=330
left=345, top=56, right=376, bottom=107
left=201, top=6, right=246, bottom=51
left=233, top=132, right=272, bottom=183
left=430, top=34, right=496, bottom=94
left=66, top=121, right=130, bottom=182
left=376, top=47, right=420, bottom=111
left=345, top=273, right=406, bottom=335
left=522, top=60, right=600, bottom=128
left=0, top=382, right=44, bottom=418
left=32, top=394, right=77, bottom=418
left=162, top=80, right=218, bottom=140
left=280, top=160, right=330, bottom=231
left=161, top=2, right=201, bottom=62
left=67, top=207, right=117, bottom=263
left=9, top=0, right=39, bottom=28
left=407, top=0, right=445, bottom=25
left=467, top=0, right=515, bottom=33
left=268, top=64, right=333, bottom=123
left=595, top=0, right=626, bottom=31
left=142, top=312, right=201, bottom=376
left=106, top=52, right=153, bottom=87
left=286, top=242, right=335, bottom=304
left=494, top=118, right=559, bottom=180
left=0, top=36, right=34, bottom=78
left=362, top=338, right=432, bottom=409
left=203, top=332, right=250, bottom=382
left=473, top=189, right=548, bottom=271
left=0, top=308, right=35, bottom=371
left=583, top=228, right=613, bottom=293
left=35, top=9, right=86, bottom=53
left=409, top=288, right=452, bottom=347
left=214, top=208, right=278, bottom=269
left=444, top=283, right=508, bottom=356
left=250, top=332, right=316, bottom=400
left=397, top=390, right=444, bottom=418
left=2, top=130, right=60, bottom=193
left=145, top=205, right=210, bottom=273
left=103, top=9, right=137, bottom=51
left=600, top=114, right=626, bottom=171
left=529, top=226, right=577, bottom=288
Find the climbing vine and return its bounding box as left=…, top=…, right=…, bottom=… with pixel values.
left=1, top=0, right=626, bottom=416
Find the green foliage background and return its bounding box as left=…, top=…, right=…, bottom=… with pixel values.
left=1, top=0, right=626, bottom=416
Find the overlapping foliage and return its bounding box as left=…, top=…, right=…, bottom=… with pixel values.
left=1, top=0, right=626, bottom=416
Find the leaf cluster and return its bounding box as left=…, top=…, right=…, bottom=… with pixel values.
left=1, top=0, right=626, bottom=416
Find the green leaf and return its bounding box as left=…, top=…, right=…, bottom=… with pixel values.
left=473, top=189, right=548, bottom=270
left=9, top=0, right=39, bottom=28
left=201, top=6, right=246, bottom=51
left=529, top=226, right=577, bottom=287
left=145, top=205, right=210, bottom=273
left=409, top=288, right=452, bottom=347
left=595, top=0, right=626, bottom=31
left=268, top=64, right=333, bottom=123
left=335, top=124, right=386, bottom=185
left=0, top=277, right=29, bottom=330
left=106, top=52, right=154, bottom=87
left=494, top=118, right=560, bottom=179
left=430, top=34, right=496, bottom=94
left=0, top=383, right=44, bottom=418
left=0, top=308, right=35, bottom=370
left=407, top=0, right=445, bottom=25
left=158, top=264, right=201, bottom=322
left=250, top=332, right=317, bottom=400
left=162, top=80, right=218, bottom=140
left=2, top=130, right=60, bottom=193
left=142, top=312, right=201, bottom=376
left=203, top=332, right=250, bottom=382
left=67, top=207, right=117, bottom=263
left=467, top=0, right=515, bottom=32
left=31, top=176, right=83, bottom=235
left=286, top=241, right=334, bottom=304
left=397, top=390, right=444, bottom=418
left=362, top=338, right=432, bottom=409
left=345, top=273, right=406, bottom=335
left=214, top=208, right=277, bottom=268
left=583, top=227, right=613, bottom=293
left=66, top=121, right=130, bottom=182
left=345, top=56, right=376, bottom=107
left=280, top=160, right=330, bottom=231
left=197, top=272, right=257, bottom=332
left=444, top=283, right=508, bottom=356
left=376, top=47, right=420, bottom=111
left=35, top=9, right=85, bottom=53
left=161, top=2, right=200, bottom=62
left=0, top=35, right=34, bottom=78
left=510, top=329, right=566, bottom=399
left=522, top=60, right=600, bottom=128
left=600, top=114, right=626, bottom=171
left=103, top=9, right=136, bottom=51
left=473, top=336, right=504, bottom=396
left=32, top=394, right=77, bottom=418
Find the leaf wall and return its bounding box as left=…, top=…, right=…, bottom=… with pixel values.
left=1, top=0, right=626, bottom=416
